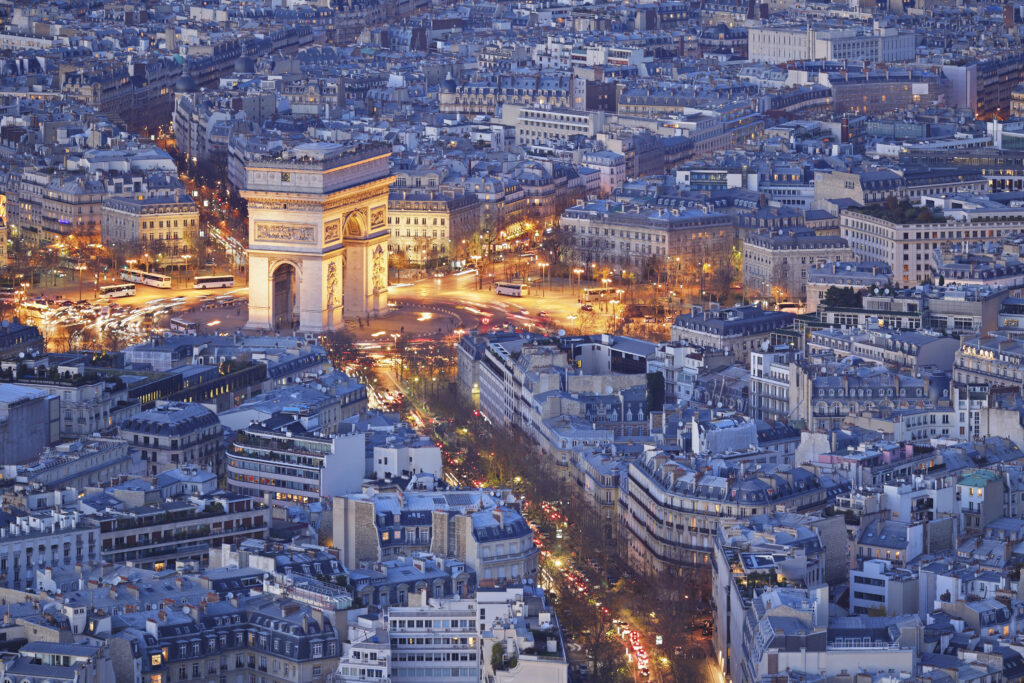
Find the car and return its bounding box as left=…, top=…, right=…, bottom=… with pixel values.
left=580, top=304, right=593, bottom=311
left=537, top=311, right=548, bottom=318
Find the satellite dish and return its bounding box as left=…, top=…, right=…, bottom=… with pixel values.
left=182, top=606, right=190, bottom=616
left=557, top=329, right=565, bottom=336
left=18, top=352, right=23, bottom=358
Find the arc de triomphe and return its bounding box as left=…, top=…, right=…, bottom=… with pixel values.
left=241, top=143, right=394, bottom=332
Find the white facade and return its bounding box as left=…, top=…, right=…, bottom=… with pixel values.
left=748, top=24, right=916, bottom=64
left=387, top=599, right=480, bottom=683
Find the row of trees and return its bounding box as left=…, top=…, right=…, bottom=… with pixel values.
left=398, top=363, right=711, bottom=681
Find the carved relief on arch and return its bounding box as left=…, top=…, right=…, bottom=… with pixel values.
left=343, top=209, right=367, bottom=238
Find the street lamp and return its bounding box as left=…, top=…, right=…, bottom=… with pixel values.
left=538, top=262, right=548, bottom=296
left=76, top=264, right=87, bottom=301
left=182, top=254, right=192, bottom=288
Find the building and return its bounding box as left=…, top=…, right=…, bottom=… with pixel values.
left=749, top=345, right=799, bottom=423
left=387, top=190, right=480, bottom=265
left=499, top=104, right=606, bottom=147
left=117, top=594, right=340, bottom=683
left=670, top=304, right=794, bottom=363
left=0, top=384, right=59, bottom=466
left=96, top=489, right=269, bottom=571
left=0, top=320, right=44, bottom=360
left=747, top=23, right=916, bottom=64
left=849, top=559, right=920, bottom=616
left=100, top=193, right=200, bottom=250
left=841, top=196, right=1024, bottom=285
left=119, top=402, right=221, bottom=477
left=0, top=506, right=99, bottom=591
left=560, top=198, right=738, bottom=270
left=13, top=373, right=132, bottom=440
left=620, top=448, right=840, bottom=581
left=384, top=598, right=480, bottom=683
left=819, top=284, right=1007, bottom=335
left=742, top=229, right=852, bottom=301
left=807, top=327, right=961, bottom=372
left=580, top=150, right=627, bottom=196
left=10, top=438, right=137, bottom=490
left=227, top=412, right=442, bottom=507
left=333, top=486, right=538, bottom=589
left=242, top=142, right=394, bottom=331
left=805, top=261, right=892, bottom=313
left=0, top=642, right=115, bottom=683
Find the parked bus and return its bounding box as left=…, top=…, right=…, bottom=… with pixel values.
left=582, top=287, right=614, bottom=302
left=495, top=282, right=529, bottom=297
left=193, top=274, right=234, bottom=289
left=121, top=268, right=171, bottom=289
left=99, top=283, right=136, bottom=298
left=169, top=318, right=199, bottom=335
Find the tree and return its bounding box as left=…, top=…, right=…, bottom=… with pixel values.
left=821, top=286, right=863, bottom=309
left=490, top=642, right=504, bottom=671
left=47, top=327, right=72, bottom=353
left=646, top=372, right=665, bottom=413
left=708, top=257, right=735, bottom=301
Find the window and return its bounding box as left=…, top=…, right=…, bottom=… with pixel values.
left=281, top=172, right=290, bottom=182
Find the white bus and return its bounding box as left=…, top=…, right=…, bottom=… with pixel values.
left=193, top=274, right=234, bottom=289
left=99, top=283, right=136, bottom=298
left=121, top=268, right=171, bottom=289
left=169, top=318, right=199, bottom=335
left=495, top=282, right=529, bottom=297
left=582, top=287, right=614, bottom=302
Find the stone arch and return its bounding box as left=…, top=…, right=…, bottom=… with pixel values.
left=343, top=211, right=365, bottom=238
left=270, top=259, right=301, bottom=331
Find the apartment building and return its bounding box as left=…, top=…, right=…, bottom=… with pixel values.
left=499, top=104, right=606, bottom=147
left=806, top=261, right=892, bottom=313
left=0, top=506, right=99, bottom=591
left=97, top=491, right=269, bottom=571
left=841, top=196, right=1024, bottom=285
left=118, top=595, right=339, bottom=683
left=119, top=401, right=221, bottom=477
left=954, top=334, right=1024, bottom=388
left=333, top=486, right=538, bottom=589
left=749, top=345, right=799, bottom=423
left=619, top=448, right=839, bottom=579
left=670, top=304, right=794, bottom=364
left=10, top=169, right=106, bottom=244
left=0, top=384, right=59, bottom=466
left=16, top=376, right=134, bottom=440
left=387, top=190, right=480, bottom=264
left=807, top=327, right=960, bottom=372
left=748, top=23, right=916, bottom=64
left=789, top=361, right=930, bottom=433
left=228, top=412, right=442, bottom=507
left=386, top=599, right=480, bottom=683
left=562, top=198, right=739, bottom=268
left=742, top=228, right=852, bottom=300
left=100, top=192, right=200, bottom=250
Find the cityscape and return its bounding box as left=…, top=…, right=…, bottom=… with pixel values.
left=2, top=0, right=1024, bottom=682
